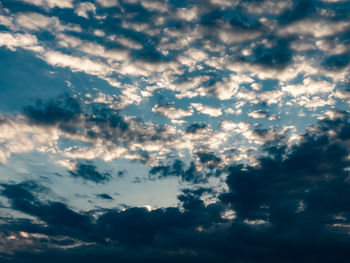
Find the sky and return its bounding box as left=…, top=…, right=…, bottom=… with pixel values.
left=1, top=0, right=350, bottom=262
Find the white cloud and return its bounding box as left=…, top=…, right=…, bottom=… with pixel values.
left=210, top=0, right=239, bottom=7
left=218, top=24, right=262, bottom=44
left=152, top=104, right=193, bottom=119
left=176, top=6, right=199, bottom=21
left=0, top=14, right=13, bottom=28
left=18, top=0, right=73, bottom=10
left=258, top=90, right=284, bottom=105
left=56, top=34, right=82, bottom=48
left=282, top=78, right=335, bottom=97
left=15, top=12, right=81, bottom=32
left=140, top=0, right=168, bottom=12
left=290, top=39, right=315, bottom=51
left=294, top=95, right=336, bottom=109
left=43, top=51, right=114, bottom=76
left=0, top=32, right=42, bottom=52
left=0, top=116, right=60, bottom=163
left=323, top=110, right=346, bottom=120
left=57, top=34, right=129, bottom=62
left=191, top=103, right=222, bottom=117
left=75, top=2, right=96, bottom=19
left=196, top=74, right=252, bottom=100
left=316, top=39, right=348, bottom=55
left=278, top=19, right=350, bottom=38
left=243, top=0, right=292, bottom=15
left=93, top=29, right=105, bottom=37
left=95, top=0, right=119, bottom=7
left=113, top=36, right=143, bottom=50
left=248, top=111, right=269, bottom=119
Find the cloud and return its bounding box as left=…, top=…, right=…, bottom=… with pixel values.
left=248, top=110, right=270, bottom=119
left=0, top=96, right=186, bottom=164
left=191, top=103, right=222, bottom=117
left=282, top=78, right=335, bottom=97
left=95, top=0, right=119, bottom=7
left=321, top=54, right=350, bottom=71
left=246, top=37, right=293, bottom=69
left=243, top=0, right=293, bottom=15
left=152, top=103, right=194, bottom=119
left=97, top=193, right=114, bottom=200
left=0, top=182, right=92, bottom=233
left=74, top=2, right=96, bottom=19
left=185, top=123, right=208, bottom=134
left=0, top=32, right=41, bottom=52
left=149, top=159, right=204, bottom=183
left=23, top=96, right=81, bottom=126
left=278, top=19, right=350, bottom=38
left=14, top=12, right=81, bottom=32
left=69, top=162, right=111, bottom=183
left=43, top=51, right=114, bottom=76
left=2, top=115, right=350, bottom=262
left=2, top=1, right=350, bottom=260
left=17, top=0, right=74, bottom=10
left=140, top=0, right=169, bottom=13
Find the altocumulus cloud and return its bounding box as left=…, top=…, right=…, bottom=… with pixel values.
left=1, top=0, right=350, bottom=262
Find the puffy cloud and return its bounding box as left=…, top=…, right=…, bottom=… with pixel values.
left=17, top=0, right=73, bottom=10
left=140, top=0, right=169, bottom=13
left=278, top=19, right=350, bottom=38
left=217, top=23, right=262, bottom=44
left=74, top=2, right=96, bottom=19
left=95, top=0, right=119, bottom=7
left=248, top=110, right=270, bottom=119
left=0, top=115, right=61, bottom=163
left=14, top=12, right=81, bottom=32
left=0, top=32, right=42, bottom=52
left=69, top=162, right=111, bottom=183
left=243, top=0, right=293, bottom=15
left=43, top=51, right=114, bottom=76
left=152, top=104, right=194, bottom=120
left=282, top=78, right=335, bottom=97
left=191, top=103, right=222, bottom=117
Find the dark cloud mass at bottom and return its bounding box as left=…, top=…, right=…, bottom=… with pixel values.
left=1, top=115, right=350, bottom=263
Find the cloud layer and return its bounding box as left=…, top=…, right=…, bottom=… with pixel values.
left=1, top=0, right=350, bottom=262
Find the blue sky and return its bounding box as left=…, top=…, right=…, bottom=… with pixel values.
left=1, top=0, right=350, bottom=262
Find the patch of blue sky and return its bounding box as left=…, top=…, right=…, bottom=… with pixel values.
left=0, top=48, right=69, bottom=112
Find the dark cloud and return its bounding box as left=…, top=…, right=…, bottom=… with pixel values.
left=23, top=96, right=81, bottom=128
left=247, top=37, right=293, bottom=68
left=149, top=159, right=204, bottom=183
left=196, top=151, right=221, bottom=169
left=0, top=182, right=92, bottom=234
left=219, top=116, right=350, bottom=259
left=2, top=115, right=350, bottom=262
left=321, top=54, right=350, bottom=71
left=185, top=123, right=208, bottom=133
left=85, top=106, right=129, bottom=140
left=20, top=96, right=176, bottom=159
left=69, top=162, right=111, bottom=183
left=97, top=193, right=114, bottom=200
